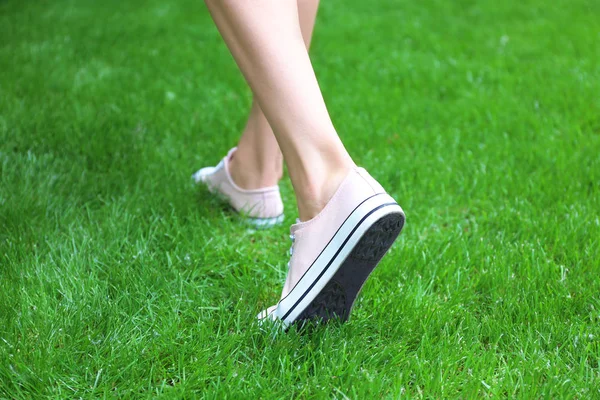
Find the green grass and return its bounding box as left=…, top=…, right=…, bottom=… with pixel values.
left=1, top=0, right=599, bottom=397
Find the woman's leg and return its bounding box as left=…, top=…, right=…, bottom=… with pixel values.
left=204, top=0, right=353, bottom=222
left=228, top=0, right=320, bottom=191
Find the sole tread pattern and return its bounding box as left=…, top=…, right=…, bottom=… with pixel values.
left=296, top=212, right=405, bottom=324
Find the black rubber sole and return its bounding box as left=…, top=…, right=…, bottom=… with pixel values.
left=295, top=212, right=405, bottom=324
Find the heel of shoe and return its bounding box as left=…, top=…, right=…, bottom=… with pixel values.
left=355, top=167, right=386, bottom=195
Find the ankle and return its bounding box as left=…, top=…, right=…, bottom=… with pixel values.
left=228, top=151, right=282, bottom=190
left=295, top=159, right=354, bottom=221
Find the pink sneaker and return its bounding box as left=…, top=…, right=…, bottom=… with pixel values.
left=192, top=147, right=284, bottom=228
left=258, top=166, right=405, bottom=327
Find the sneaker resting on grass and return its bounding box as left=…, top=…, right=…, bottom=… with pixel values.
left=258, top=166, right=405, bottom=328
left=192, top=147, right=284, bottom=228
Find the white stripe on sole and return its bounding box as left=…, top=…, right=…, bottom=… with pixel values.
left=245, top=214, right=285, bottom=229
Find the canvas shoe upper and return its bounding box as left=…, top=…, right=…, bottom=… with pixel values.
left=193, top=147, right=284, bottom=227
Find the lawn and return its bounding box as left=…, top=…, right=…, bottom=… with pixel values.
left=1, top=0, right=599, bottom=397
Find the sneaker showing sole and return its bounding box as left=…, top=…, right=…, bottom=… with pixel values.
left=273, top=193, right=405, bottom=327
left=296, top=212, right=404, bottom=323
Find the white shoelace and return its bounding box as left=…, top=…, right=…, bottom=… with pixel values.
left=287, top=234, right=295, bottom=269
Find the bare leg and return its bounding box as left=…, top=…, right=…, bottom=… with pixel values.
left=205, top=0, right=353, bottom=221
left=229, top=101, right=282, bottom=189
left=229, top=0, right=320, bottom=191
